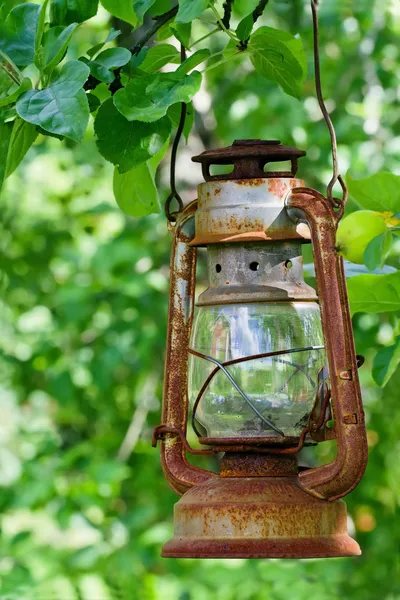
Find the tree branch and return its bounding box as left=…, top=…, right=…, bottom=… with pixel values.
left=131, top=5, right=179, bottom=54
left=222, top=0, right=234, bottom=29
left=252, top=0, right=270, bottom=23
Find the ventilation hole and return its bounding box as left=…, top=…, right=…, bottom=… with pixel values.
left=215, top=264, right=222, bottom=273
left=284, top=260, right=293, bottom=269
left=249, top=262, right=260, bottom=271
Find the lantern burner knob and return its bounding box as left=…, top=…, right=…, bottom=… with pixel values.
left=192, top=139, right=306, bottom=182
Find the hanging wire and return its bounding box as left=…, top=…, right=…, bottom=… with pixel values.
left=165, top=44, right=187, bottom=223
left=311, top=0, right=348, bottom=208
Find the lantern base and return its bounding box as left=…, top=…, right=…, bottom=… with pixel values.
left=162, top=476, right=360, bottom=559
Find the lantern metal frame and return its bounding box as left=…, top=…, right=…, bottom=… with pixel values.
left=154, top=185, right=368, bottom=502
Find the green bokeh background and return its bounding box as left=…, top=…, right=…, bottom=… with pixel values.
left=0, top=1, right=399, bottom=598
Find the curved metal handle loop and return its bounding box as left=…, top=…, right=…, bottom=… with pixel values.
left=287, top=187, right=368, bottom=502
left=311, top=0, right=348, bottom=209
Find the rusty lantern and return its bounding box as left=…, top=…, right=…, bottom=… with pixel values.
left=153, top=138, right=368, bottom=559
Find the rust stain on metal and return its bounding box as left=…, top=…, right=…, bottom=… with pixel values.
left=235, top=178, right=265, bottom=186
left=287, top=188, right=368, bottom=502
left=162, top=475, right=360, bottom=558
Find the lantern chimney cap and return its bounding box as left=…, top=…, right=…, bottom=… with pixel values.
left=192, top=139, right=306, bottom=182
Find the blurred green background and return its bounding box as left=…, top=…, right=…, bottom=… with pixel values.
left=1, top=1, right=400, bottom=599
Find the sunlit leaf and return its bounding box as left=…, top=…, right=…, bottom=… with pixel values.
left=347, top=172, right=400, bottom=214
left=86, top=27, right=121, bottom=58
left=347, top=271, right=400, bottom=314
left=16, top=60, right=90, bottom=142
left=0, top=3, right=40, bottom=68
left=133, top=0, right=156, bottom=23
left=249, top=26, right=306, bottom=99
left=113, top=163, right=160, bottom=217
left=113, top=71, right=201, bottom=122
left=139, top=44, right=180, bottom=73
left=177, top=49, right=210, bottom=74
left=175, top=0, right=209, bottom=23
left=94, top=97, right=171, bottom=172
left=42, top=23, right=79, bottom=73
left=364, top=231, right=393, bottom=271
left=85, top=47, right=131, bottom=83
left=99, top=0, right=137, bottom=26
left=372, top=337, right=400, bottom=387
left=51, top=0, right=98, bottom=24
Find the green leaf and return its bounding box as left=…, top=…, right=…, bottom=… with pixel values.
left=99, top=0, right=137, bottom=26
left=35, top=0, right=50, bottom=58
left=121, top=48, right=148, bottom=84
left=113, top=136, right=169, bottom=217
left=249, top=26, right=307, bottom=99
left=176, top=0, right=209, bottom=23
left=87, top=27, right=121, bottom=58
left=0, top=77, right=31, bottom=107
left=5, top=115, right=38, bottom=176
left=51, top=0, right=98, bottom=25
left=364, top=231, right=393, bottom=271
left=114, top=71, right=201, bottom=123
left=0, top=119, right=13, bottom=193
left=140, top=44, right=180, bottom=73
left=170, top=22, right=191, bottom=48
left=372, top=337, right=400, bottom=387
left=177, top=49, right=210, bottom=74
left=0, top=115, right=37, bottom=194
left=347, top=172, right=400, bottom=214
left=16, top=60, right=90, bottom=142
left=347, top=271, right=400, bottom=314
left=0, top=3, right=41, bottom=68
left=113, top=162, right=160, bottom=217
left=94, top=98, right=171, bottom=173
left=167, top=101, right=194, bottom=141
left=87, top=47, right=131, bottom=83
left=42, top=23, right=79, bottom=73
left=86, top=91, right=100, bottom=112
left=236, top=14, right=254, bottom=41
left=133, top=0, right=156, bottom=23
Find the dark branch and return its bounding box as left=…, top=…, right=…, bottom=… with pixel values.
left=252, top=0, right=269, bottom=23
left=222, top=0, right=234, bottom=29
left=84, top=6, right=179, bottom=92
left=131, top=5, right=179, bottom=54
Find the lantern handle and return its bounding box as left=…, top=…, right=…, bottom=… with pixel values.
left=159, top=201, right=215, bottom=495
left=286, top=188, right=368, bottom=502
left=311, top=0, right=348, bottom=210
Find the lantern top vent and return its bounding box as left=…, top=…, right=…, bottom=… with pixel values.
left=192, top=139, right=306, bottom=182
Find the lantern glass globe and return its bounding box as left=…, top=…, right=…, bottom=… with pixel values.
left=188, top=302, right=325, bottom=439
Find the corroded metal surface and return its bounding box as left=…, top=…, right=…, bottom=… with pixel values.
left=220, top=453, right=298, bottom=477
left=190, top=177, right=310, bottom=246
left=287, top=188, right=368, bottom=502
left=160, top=202, right=214, bottom=495
left=192, top=139, right=306, bottom=181
left=162, top=475, right=360, bottom=558
left=197, top=242, right=318, bottom=306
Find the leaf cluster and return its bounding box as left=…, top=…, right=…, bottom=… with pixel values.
left=0, top=0, right=307, bottom=214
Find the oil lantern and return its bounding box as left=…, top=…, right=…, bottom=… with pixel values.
left=153, top=139, right=368, bottom=559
